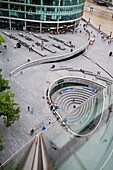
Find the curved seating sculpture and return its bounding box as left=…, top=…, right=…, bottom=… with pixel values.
left=7, top=29, right=90, bottom=75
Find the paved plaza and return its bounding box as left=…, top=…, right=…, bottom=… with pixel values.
left=84, top=1, right=113, bottom=35
left=0, top=17, right=113, bottom=169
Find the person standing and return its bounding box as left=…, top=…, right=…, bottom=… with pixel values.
left=109, top=52, right=113, bottom=56
left=27, top=106, right=30, bottom=111
left=30, top=128, right=35, bottom=136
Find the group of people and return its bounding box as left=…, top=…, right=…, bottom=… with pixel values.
left=47, top=96, right=60, bottom=121
left=26, top=26, right=75, bottom=35
left=50, top=28, right=74, bottom=35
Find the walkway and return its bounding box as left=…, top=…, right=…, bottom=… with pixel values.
left=0, top=17, right=113, bottom=170
left=84, top=1, right=113, bottom=35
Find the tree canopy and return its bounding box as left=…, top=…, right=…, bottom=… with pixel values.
left=0, top=35, right=5, bottom=46
left=0, top=68, right=20, bottom=150
left=0, top=133, right=4, bottom=150
left=0, top=90, right=20, bottom=127
left=0, top=68, right=9, bottom=92
left=0, top=68, right=20, bottom=127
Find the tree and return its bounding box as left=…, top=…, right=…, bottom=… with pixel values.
left=0, top=68, right=20, bottom=149
left=0, top=35, right=5, bottom=46
left=0, top=68, right=9, bottom=92
left=0, top=132, right=4, bottom=150
left=0, top=90, right=20, bottom=127
left=0, top=69, right=20, bottom=126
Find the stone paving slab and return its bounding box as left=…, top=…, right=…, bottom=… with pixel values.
left=0, top=19, right=113, bottom=164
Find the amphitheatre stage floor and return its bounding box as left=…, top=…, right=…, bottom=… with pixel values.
left=0, top=18, right=113, bottom=170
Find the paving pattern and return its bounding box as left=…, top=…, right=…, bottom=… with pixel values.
left=52, top=87, right=94, bottom=113
left=0, top=18, right=113, bottom=168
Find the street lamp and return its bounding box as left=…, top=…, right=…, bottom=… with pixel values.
left=109, top=31, right=112, bottom=37
left=88, top=18, right=91, bottom=23
left=98, top=24, right=101, bottom=30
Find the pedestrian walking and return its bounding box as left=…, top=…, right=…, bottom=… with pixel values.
left=70, top=49, right=73, bottom=52
left=51, top=64, right=55, bottom=69
left=108, top=40, right=111, bottom=44
left=4, top=45, right=7, bottom=49
left=27, top=106, right=30, bottom=111
left=97, top=71, right=101, bottom=75
left=109, top=52, right=112, bottom=56
left=30, top=128, right=35, bottom=136
left=50, top=103, right=53, bottom=110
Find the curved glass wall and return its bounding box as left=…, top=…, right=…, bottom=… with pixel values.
left=0, top=0, right=85, bottom=30
left=2, top=0, right=84, bottom=6
left=0, top=2, right=84, bottom=21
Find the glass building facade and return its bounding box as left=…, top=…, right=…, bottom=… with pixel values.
left=0, top=0, right=85, bottom=32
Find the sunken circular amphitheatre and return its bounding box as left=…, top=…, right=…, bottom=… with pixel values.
left=48, top=76, right=105, bottom=136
